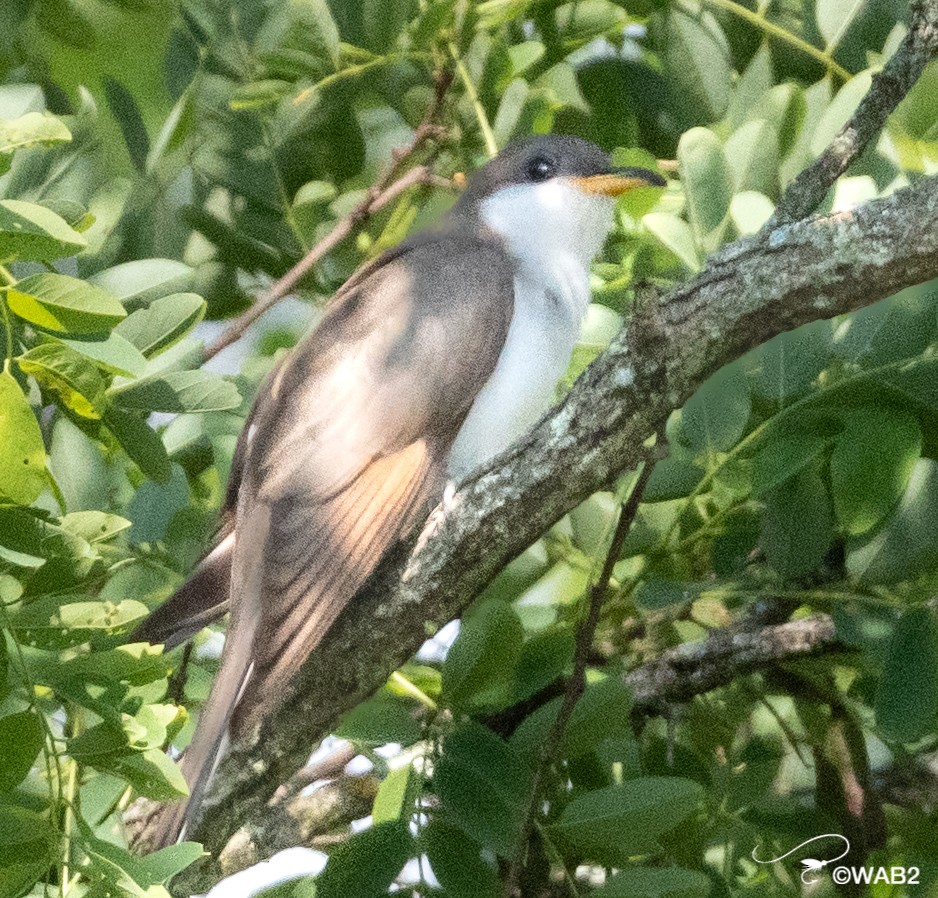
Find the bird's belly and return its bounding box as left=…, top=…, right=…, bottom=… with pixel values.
left=447, top=279, right=581, bottom=481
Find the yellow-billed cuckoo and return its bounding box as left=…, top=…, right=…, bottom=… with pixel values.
left=135, top=135, right=664, bottom=846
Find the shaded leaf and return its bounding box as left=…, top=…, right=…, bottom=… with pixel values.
left=18, top=342, right=107, bottom=419
left=0, top=711, right=44, bottom=791
left=317, top=821, right=413, bottom=898
left=103, top=406, right=173, bottom=484
left=8, top=272, right=125, bottom=334
left=761, top=466, right=833, bottom=579
left=0, top=370, right=47, bottom=505
left=0, top=200, right=87, bottom=262
left=830, top=406, right=921, bottom=536
left=549, top=777, right=703, bottom=865
left=847, top=459, right=938, bottom=585
left=436, top=721, right=532, bottom=858
left=875, top=606, right=938, bottom=743
left=114, top=293, right=206, bottom=357
left=111, top=370, right=241, bottom=413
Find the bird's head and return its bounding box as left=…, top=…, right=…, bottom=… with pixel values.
left=455, top=135, right=665, bottom=273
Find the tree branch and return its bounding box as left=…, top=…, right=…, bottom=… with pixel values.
left=140, top=12, right=938, bottom=885
left=506, top=452, right=660, bottom=897
left=160, top=169, right=938, bottom=891
left=767, top=0, right=938, bottom=227
left=202, top=69, right=454, bottom=361
left=198, top=613, right=844, bottom=881
left=626, top=614, right=840, bottom=711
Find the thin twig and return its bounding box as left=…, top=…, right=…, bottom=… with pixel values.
left=504, top=452, right=660, bottom=897
left=766, top=0, right=938, bottom=228
left=203, top=72, right=454, bottom=361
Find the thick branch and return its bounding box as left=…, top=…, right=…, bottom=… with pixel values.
left=205, top=614, right=843, bottom=879
left=626, top=614, right=839, bottom=711
left=164, top=171, right=938, bottom=893
left=768, top=0, right=938, bottom=227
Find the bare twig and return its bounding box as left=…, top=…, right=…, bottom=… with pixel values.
left=767, top=0, right=938, bottom=228
left=203, top=71, right=454, bottom=361
left=505, top=453, right=660, bottom=898
left=203, top=162, right=443, bottom=361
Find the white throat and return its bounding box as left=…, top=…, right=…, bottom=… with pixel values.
left=478, top=179, right=615, bottom=316
left=447, top=180, right=616, bottom=481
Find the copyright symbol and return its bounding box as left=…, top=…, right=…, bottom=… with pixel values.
left=832, top=866, right=851, bottom=885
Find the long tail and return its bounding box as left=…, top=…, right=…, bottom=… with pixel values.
left=131, top=531, right=234, bottom=649
left=141, top=505, right=270, bottom=850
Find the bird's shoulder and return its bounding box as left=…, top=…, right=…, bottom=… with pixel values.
left=227, top=224, right=516, bottom=507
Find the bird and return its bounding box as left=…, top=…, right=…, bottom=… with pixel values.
left=133, top=134, right=665, bottom=848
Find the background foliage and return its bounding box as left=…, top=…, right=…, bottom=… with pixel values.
left=1, top=0, right=938, bottom=895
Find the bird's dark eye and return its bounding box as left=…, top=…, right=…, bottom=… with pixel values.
left=527, top=156, right=555, bottom=182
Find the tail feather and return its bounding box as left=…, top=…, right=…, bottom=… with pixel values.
left=131, top=532, right=234, bottom=649
left=141, top=505, right=270, bottom=850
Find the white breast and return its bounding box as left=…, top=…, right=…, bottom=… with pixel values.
left=447, top=273, right=583, bottom=481
left=446, top=177, right=615, bottom=481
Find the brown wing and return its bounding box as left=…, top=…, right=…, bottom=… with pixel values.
left=229, top=231, right=516, bottom=732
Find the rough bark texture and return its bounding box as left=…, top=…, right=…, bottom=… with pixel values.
left=165, top=172, right=938, bottom=893
left=201, top=614, right=845, bottom=879
left=768, top=0, right=938, bottom=226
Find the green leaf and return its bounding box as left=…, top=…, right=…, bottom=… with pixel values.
left=751, top=431, right=829, bottom=497
left=0, top=805, right=58, bottom=898
left=16, top=343, right=107, bottom=420
left=104, top=406, right=173, bottom=484
left=114, top=293, right=206, bottom=357
left=680, top=363, right=751, bottom=455
left=133, top=842, right=206, bottom=886
left=125, top=463, right=189, bottom=540
left=8, top=272, right=125, bottom=334
left=549, top=777, right=703, bottom=865
left=746, top=319, right=831, bottom=405
left=112, top=748, right=189, bottom=800
left=67, top=721, right=130, bottom=761
left=443, top=600, right=523, bottom=711
left=59, top=331, right=148, bottom=377
left=0, top=370, right=47, bottom=505
left=435, top=721, right=532, bottom=858
left=730, top=191, right=775, bottom=236
left=0, top=199, right=87, bottom=262
left=0, top=111, right=71, bottom=174
left=811, top=70, right=872, bottom=156
left=816, top=0, right=865, bottom=51
left=830, top=406, right=921, bottom=536
left=60, top=510, right=132, bottom=543
left=666, top=8, right=731, bottom=124
left=316, top=821, right=413, bottom=898
left=89, top=259, right=194, bottom=311
left=761, top=466, right=833, bottom=579
left=111, top=370, right=241, bottom=413
left=724, top=120, right=778, bottom=197
left=0, top=711, right=45, bottom=791
left=847, top=459, right=938, bottom=585
left=596, top=866, right=712, bottom=898
left=424, top=821, right=501, bottom=898
left=373, top=764, right=419, bottom=825
left=511, top=677, right=633, bottom=761
left=643, top=213, right=700, bottom=273
left=336, top=689, right=423, bottom=746
left=875, top=606, right=938, bottom=743
left=834, top=282, right=938, bottom=367
left=103, top=76, right=150, bottom=173
left=677, top=128, right=732, bottom=251
left=10, top=597, right=148, bottom=642
left=18, top=342, right=107, bottom=419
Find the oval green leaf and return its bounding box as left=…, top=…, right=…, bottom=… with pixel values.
left=8, top=272, right=125, bottom=334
